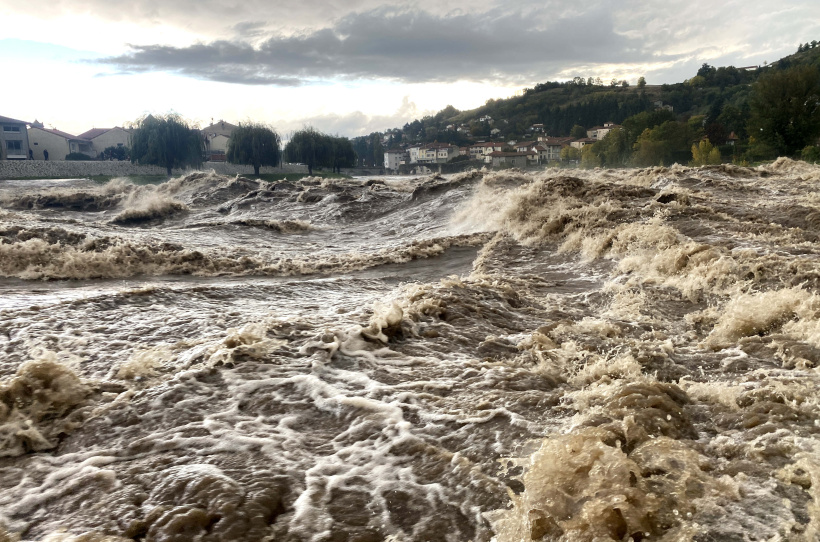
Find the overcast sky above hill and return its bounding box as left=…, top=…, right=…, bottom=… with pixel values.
left=2, top=0, right=818, bottom=136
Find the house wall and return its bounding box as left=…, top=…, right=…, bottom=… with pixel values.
left=209, top=134, right=231, bottom=154
left=492, top=155, right=528, bottom=167
left=408, top=147, right=421, bottom=164
left=27, top=127, right=70, bottom=160
left=70, top=139, right=96, bottom=157
left=384, top=152, right=404, bottom=170
left=91, top=128, right=131, bottom=154
left=0, top=122, right=30, bottom=160
left=435, top=147, right=455, bottom=163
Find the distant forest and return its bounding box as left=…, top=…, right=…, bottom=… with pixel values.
left=350, top=41, right=820, bottom=168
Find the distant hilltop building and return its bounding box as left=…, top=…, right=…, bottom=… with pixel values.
left=202, top=120, right=239, bottom=161
left=587, top=122, right=621, bottom=140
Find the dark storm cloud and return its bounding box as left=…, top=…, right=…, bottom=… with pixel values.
left=99, top=6, right=660, bottom=86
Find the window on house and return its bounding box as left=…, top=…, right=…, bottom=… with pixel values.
left=3, top=126, right=21, bottom=132
left=6, top=140, right=22, bottom=151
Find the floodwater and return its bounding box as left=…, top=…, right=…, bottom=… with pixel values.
left=0, top=161, right=819, bottom=541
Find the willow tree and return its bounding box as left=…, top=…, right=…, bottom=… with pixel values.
left=284, top=127, right=325, bottom=175
left=284, top=128, right=355, bottom=175
left=227, top=123, right=281, bottom=175
left=130, top=114, right=204, bottom=175
left=328, top=136, right=356, bottom=173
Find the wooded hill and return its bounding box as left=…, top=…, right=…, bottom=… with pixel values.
left=351, top=41, right=820, bottom=167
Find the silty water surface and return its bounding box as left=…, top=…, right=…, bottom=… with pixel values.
left=0, top=162, right=819, bottom=541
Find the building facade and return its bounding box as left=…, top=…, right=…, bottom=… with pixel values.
left=78, top=127, right=132, bottom=155
left=28, top=126, right=93, bottom=160
left=0, top=115, right=30, bottom=160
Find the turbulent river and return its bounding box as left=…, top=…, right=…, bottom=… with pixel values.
left=0, top=161, right=819, bottom=542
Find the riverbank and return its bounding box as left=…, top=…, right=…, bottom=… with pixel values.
left=0, top=160, right=309, bottom=180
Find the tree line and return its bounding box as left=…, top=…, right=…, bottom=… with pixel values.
left=128, top=115, right=355, bottom=176
left=566, top=63, right=820, bottom=167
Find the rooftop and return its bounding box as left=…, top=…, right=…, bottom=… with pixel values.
left=0, top=115, right=29, bottom=125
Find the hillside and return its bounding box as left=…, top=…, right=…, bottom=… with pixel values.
left=351, top=42, right=820, bottom=167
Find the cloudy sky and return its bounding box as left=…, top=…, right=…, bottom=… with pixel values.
left=2, top=1, right=818, bottom=137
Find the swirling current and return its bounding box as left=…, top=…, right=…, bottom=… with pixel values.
left=1, top=161, right=819, bottom=541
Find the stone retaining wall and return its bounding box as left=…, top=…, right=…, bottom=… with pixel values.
left=0, top=160, right=308, bottom=180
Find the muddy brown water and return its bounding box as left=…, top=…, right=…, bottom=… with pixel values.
left=0, top=162, right=819, bottom=541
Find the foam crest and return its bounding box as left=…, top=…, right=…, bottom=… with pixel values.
left=110, top=192, right=188, bottom=225
left=0, top=351, right=92, bottom=457
left=705, top=287, right=812, bottom=350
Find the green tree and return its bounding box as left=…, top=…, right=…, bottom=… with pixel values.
left=570, top=124, right=587, bottom=139
left=227, top=123, right=281, bottom=176
left=748, top=64, right=820, bottom=156
left=580, top=144, right=602, bottom=168
left=284, top=128, right=356, bottom=174
left=637, top=76, right=647, bottom=89
left=801, top=145, right=820, bottom=163
left=633, top=121, right=697, bottom=166
left=130, top=114, right=204, bottom=175
left=372, top=135, right=384, bottom=169
left=328, top=136, right=356, bottom=173
left=560, top=145, right=581, bottom=162
left=599, top=127, right=632, bottom=166
left=691, top=139, right=721, bottom=165
left=284, top=127, right=325, bottom=175
left=101, top=146, right=130, bottom=161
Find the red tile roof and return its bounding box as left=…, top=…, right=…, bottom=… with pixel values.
left=78, top=128, right=112, bottom=140
left=32, top=126, right=88, bottom=141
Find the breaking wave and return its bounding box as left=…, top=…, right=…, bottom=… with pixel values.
left=3, top=163, right=820, bottom=540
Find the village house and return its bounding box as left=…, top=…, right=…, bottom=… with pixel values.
left=540, top=137, right=574, bottom=161
left=418, top=146, right=437, bottom=164
left=78, top=127, right=132, bottom=156
left=202, top=120, right=238, bottom=161
left=488, top=151, right=534, bottom=168
left=587, top=122, right=620, bottom=140
left=571, top=137, right=597, bottom=149
left=532, top=145, right=550, bottom=163
left=384, top=149, right=409, bottom=170
left=0, top=115, right=30, bottom=160
left=469, top=142, right=504, bottom=162
left=408, top=145, right=422, bottom=164
left=434, top=144, right=458, bottom=163
left=28, top=124, right=94, bottom=160
left=530, top=124, right=545, bottom=133
left=515, top=140, right=537, bottom=153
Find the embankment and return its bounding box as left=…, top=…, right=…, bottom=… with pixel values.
left=0, top=160, right=308, bottom=180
